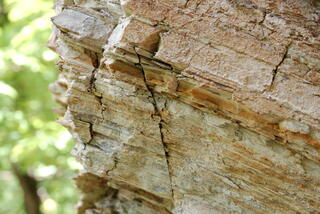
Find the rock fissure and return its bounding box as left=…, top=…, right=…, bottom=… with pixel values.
left=134, top=46, right=175, bottom=203
left=88, top=121, right=94, bottom=144
left=269, top=42, right=292, bottom=90
left=184, top=0, right=190, bottom=8
left=106, top=155, right=119, bottom=176
left=88, top=67, right=105, bottom=119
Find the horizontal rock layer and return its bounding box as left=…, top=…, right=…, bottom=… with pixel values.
left=49, top=0, right=320, bottom=213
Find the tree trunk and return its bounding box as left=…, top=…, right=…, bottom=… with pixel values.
left=49, top=0, right=320, bottom=213
left=11, top=163, right=41, bottom=214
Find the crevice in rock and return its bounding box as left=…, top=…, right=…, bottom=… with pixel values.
left=87, top=52, right=105, bottom=119
left=258, top=11, right=267, bottom=24
left=106, top=155, right=119, bottom=176
left=88, top=121, right=94, bottom=144
left=269, top=42, right=291, bottom=90
left=213, top=171, right=242, bottom=190
left=89, top=68, right=103, bottom=105
left=184, top=0, right=191, bottom=8
left=194, top=0, right=202, bottom=12
left=73, top=117, right=95, bottom=146
left=133, top=47, right=175, bottom=205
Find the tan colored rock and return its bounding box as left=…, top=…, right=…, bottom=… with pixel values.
left=279, top=120, right=310, bottom=135
left=49, top=0, right=320, bottom=213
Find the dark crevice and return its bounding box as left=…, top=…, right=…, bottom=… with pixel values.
left=133, top=47, right=175, bottom=204
left=257, top=10, right=267, bottom=25
left=87, top=50, right=105, bottom=118
left=184, top=0, right=191, bottom=8
left=88, top=122, right=94, bottom=144
left=83, top=50, right=119, bottom=181
left=85, top=49, right=100, bottom=68
left=73, top=118, right=95, bottom=147
left=88, top=68, right=96, bottom=93
left=269, top=42, right=291, bottom=90
left=194, top=0, right=202, bottom=12
left=89, top=68, right=103, bottom=105
left=106, top=155, right=119, bottom=176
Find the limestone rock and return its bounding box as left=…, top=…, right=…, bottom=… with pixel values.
left=49, top=0, right=320, bottom=213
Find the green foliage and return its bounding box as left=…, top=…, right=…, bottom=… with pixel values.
left=0, top=0, right=80, bottom=213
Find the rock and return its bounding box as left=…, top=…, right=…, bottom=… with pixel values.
left=49, top=0, right=320, bottom=213
left=279, top=120, right=310, bottom=135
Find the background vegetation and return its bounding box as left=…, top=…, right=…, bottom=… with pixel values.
left=0, top=0, right=80, bottom=213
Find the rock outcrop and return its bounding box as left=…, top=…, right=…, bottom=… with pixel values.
left=49, top=0, right=320, bottom=213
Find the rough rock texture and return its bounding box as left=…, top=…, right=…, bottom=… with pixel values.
left=49, top=0, right=320, bottom=213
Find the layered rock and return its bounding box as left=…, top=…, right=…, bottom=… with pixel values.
left=49, top=0, right=320, bottom=213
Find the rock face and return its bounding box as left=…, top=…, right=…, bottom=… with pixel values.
left=49, top=0, right=320, bottom=213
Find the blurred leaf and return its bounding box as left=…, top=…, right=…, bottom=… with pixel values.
left=0, top=81, right=17, bottom=97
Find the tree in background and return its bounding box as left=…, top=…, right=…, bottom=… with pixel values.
left=0, top=0, right=80, bottom=213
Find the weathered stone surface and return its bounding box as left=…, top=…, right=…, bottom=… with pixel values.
left=49, top=0, right=320, bottom=213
